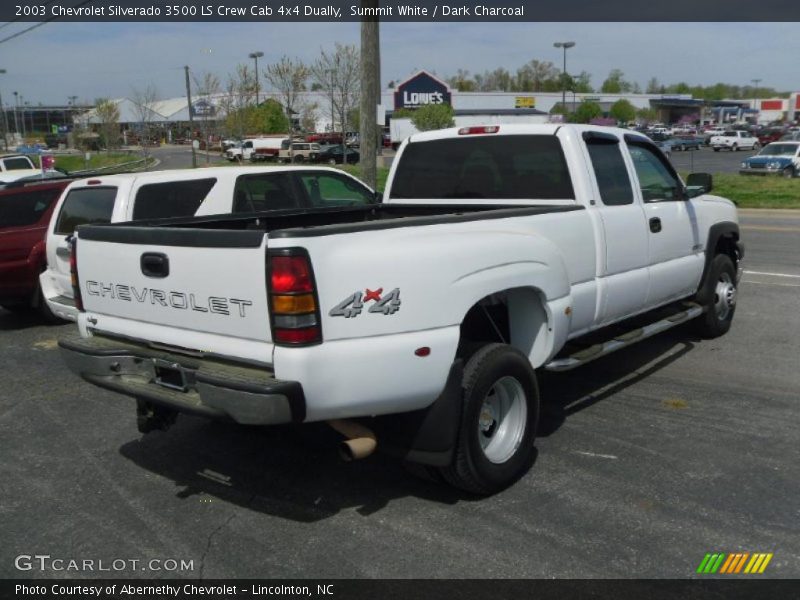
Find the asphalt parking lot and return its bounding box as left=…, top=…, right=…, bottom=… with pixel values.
left=670, top=144, right=757, bottom=174
left=1, top=211, right=798, bottom=579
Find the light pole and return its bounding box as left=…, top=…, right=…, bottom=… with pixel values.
left=553, top=41, right=575, bottom=112
left=0, top=69, right=7, bottom=150
left=249, top=51, right=264, bottom=105
left=12, top=91, right=19, bottom=137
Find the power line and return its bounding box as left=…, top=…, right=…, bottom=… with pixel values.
left=0, top=0, right=59, bottom=32
left=0, top=0, right=92, bottom=46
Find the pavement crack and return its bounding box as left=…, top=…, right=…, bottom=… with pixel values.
left=198, top=513, right=236, bottom=580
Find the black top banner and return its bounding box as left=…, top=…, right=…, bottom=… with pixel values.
left=5, top=0, right=800, bottom=22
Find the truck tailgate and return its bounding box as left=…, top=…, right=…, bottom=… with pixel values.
left=75, top=226, right=272, bottom=348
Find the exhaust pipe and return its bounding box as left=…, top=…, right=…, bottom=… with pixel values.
left=328, top=419, right=377, bottom=461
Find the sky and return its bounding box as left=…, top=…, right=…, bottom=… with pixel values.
left=0, top=21, right=798, bottom=105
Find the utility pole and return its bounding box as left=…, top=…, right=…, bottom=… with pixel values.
left=184, top=65, right=197, bottom=168
left=359, top=0, right=379, bottom=190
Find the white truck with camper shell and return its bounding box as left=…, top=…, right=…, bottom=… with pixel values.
left=59, top=124, right=743, bottom=495
left=40, top=166, right=376, bottom=321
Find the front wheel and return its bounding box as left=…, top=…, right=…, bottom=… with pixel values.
left=753, top=142, right=761, bottom=150
left=695, top=254, right=737, bottom=338
left=440, top=343, right=539, bottom=495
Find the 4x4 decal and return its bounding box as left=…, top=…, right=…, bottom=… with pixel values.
left=329, top=288, right=401, bottom=318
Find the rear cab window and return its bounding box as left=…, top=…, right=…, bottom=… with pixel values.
left=55, top=187, right=117, bottom=235
left=132, top=178, right=216, bottom=220
left=389, top=135, right=574, bottom=200
left=2, top=157, right=36, bottom=171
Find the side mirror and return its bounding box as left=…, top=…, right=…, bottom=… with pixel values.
left=686, top=172, right=713, bottom=196
left=373, top=190, right=383, bottom=204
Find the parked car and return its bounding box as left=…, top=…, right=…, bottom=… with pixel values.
left=40, top=166, right=375, bottom=321
left=656, top=136, right=704, bottom=152
left=278, top=142, right=321, bottom=163
left=61, top=124, right=740, bottom=495
left=316, top=145, right=360, bottom=164
left=710, top=130, right=760, bottom=152
left=0, top=180, right=72, bottom=319
left=739, top=141, right=800, bottom=178
left=757, top=129, right=786, bottom=147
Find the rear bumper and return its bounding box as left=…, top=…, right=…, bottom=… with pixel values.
left=59, top=334, right=306, bottom=425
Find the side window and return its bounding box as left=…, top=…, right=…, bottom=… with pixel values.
left=3, top=157, right=35, bottom=171
left=54, top=187, right=117, bottom=235
left=297, top=173, right=373, bottom=207
left=133, top=178, right=216, bottom=220
left=585, top=139, right=634, bottom=206
left=0, top=188, right=61, bottom=228
left=628, top=144, right=684, bottom=202
left=232, top=173, right=299, bottom=213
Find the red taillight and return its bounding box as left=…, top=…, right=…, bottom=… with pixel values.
left=268, top=250, right=321, bottom=346
left=458, top=125, right=500, bottom=135
left=69, top=237, right=84, bottom=312
left=271, top=256, right=314, bottom=293
left=273, top=327, right=320, bottom=345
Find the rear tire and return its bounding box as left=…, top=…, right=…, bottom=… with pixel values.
left=695, top=254, right=737, bottom=339
left=783, top=166, right=795, bottom=179
left=440, top=343, right=539, bottom=495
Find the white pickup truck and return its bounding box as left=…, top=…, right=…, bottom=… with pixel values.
left=0, top=154, right=41, bottom=184
left=59, top=125, right=743, bottom=495
left=709, top=130, right=760, bottom=152
left=41, top=166, right=375, bottom=321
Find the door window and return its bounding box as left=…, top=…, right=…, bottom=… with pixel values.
left=628, top=144, right=685, bottom=202
left=0, top=187, right=61, bottom=228
left=585, top=139, right=633, bottom=206
left=297, top=172, right=373, bottom=207
left=232, top=173, right=300, bottom=212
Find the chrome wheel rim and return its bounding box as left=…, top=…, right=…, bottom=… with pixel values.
left=477, top=376, right=527, bottom=464
left=714, top=272, right=736, bottom=321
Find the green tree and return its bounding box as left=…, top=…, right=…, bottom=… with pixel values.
left=569, top=101, right=603, bottom=124
left=257, top=98, right=290, bottom=133
left=410, top=103, right=455, bottom=131
left=601, top=69, right=632, bottom=94
left=610, top=99, right=636, bottom=124
left=94, top=98, right=120, bottom=149
left=636, top=107, right=658, bottom=124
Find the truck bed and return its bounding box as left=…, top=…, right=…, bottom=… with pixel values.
left=78, top=203, right=583, bottom=243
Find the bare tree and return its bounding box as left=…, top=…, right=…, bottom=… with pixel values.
left=218, top=64, right=256, bottom=142
left=192, top=72, right=221, bottom=163
left=130, top=84, right=159, bottom=156
left=264, top=56, right=308, bottom=137
left=310, top=43, right=360, bottom=156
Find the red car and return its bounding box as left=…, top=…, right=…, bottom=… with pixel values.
left=757, top=129, right=785, bottom=146
left=0, top=180, right=70, bottom=320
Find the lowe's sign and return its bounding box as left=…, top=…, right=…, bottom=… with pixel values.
left=394, top=71, right=452, bottom=110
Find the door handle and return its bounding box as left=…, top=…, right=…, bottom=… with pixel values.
left=141, top=253, right=170, bottom=278
left=649, top=217, right=662, bottom=233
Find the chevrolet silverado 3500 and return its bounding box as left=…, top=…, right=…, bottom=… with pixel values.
left=59, top=125, right=743, bottom=494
